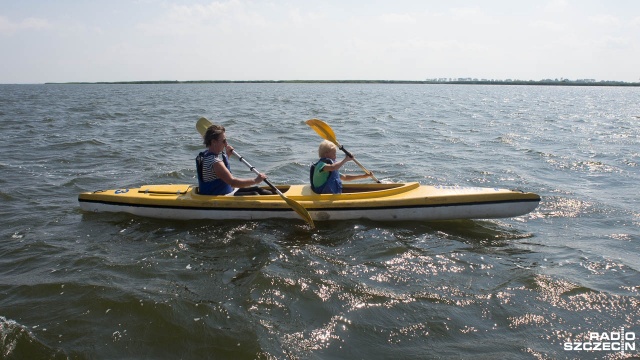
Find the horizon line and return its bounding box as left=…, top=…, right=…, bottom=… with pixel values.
left=39, top=79, right=640, bottom=86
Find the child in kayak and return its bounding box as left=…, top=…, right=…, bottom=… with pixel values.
left=310, top=140, right=373, bottom=194
left=196, top=124, right=273, bottom=196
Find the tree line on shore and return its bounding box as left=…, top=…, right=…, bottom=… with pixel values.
left=49, top=79, right=640, bottom=86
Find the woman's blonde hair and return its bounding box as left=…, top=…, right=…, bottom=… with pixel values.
left=318, top=140, right=336, bottom=158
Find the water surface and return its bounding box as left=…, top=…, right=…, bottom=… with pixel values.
left=1, top=83, right=639, bottom=359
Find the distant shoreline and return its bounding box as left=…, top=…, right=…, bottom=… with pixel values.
left=44, top=79, right=640, bottom=86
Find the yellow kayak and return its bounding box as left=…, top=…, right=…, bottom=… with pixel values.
left=78, top=182, right=540, bottom=222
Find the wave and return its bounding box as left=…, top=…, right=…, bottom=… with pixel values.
left=0, top=316, right=67, bottom=359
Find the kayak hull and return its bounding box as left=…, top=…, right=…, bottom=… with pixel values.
left=78, top=183, right=540, bottom=222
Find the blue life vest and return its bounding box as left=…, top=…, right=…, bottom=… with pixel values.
left=196, top=151, right=233, bottom=195
left=309, top=158, right=343, bottom=194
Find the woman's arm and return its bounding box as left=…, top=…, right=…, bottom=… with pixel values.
left=214, top=161, right=265, bottom=188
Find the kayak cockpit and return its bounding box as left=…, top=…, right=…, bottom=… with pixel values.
left=182, top=182, right=420, bottom=200
left=290, top=182, right=420, bottom=199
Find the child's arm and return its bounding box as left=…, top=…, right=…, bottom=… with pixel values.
left=321, top=156, right=352, bottom=172
left=340, top=173, right=374, bottom=181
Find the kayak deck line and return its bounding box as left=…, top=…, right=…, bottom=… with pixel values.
left=78, top=196, right=540, bottom=212
left=78, top=182, right=541, bottom=221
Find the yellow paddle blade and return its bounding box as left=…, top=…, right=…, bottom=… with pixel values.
left=305, top=119, right=340, bottom=146
left=196, top=117, right=213, bottom=137
left=305, top=118, right=382, bottom=184
left=282, top=195, right=315, bottom=229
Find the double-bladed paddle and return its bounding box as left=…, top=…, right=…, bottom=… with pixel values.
left=196, top=117, right=314, bottom=229
left=305, top=119, right=381, bottom=183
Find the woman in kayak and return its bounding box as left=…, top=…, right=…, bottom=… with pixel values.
left=310, top=140, right=373, bottom=194
left=197, top=124, right=273, bottom=196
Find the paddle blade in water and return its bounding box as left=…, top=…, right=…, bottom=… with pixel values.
left=283, top=195, right=315, bottom=229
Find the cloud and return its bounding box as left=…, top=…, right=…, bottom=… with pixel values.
left=588, top=14, right=621, bottom=27
left=137, top=0, right=273, bottom=37
left=288, top=8, right=326, bottom=24
left=592, top=35, right=630, bottom=50
left=544, top=0, right=569, bottom=13
left=0, top=15, right=51, bottom=35
left=169, top=0, right=244, bottom=22
left=450, top=7, right=486, bottom=20
left=529, top=19, right=569, bottom=32
left=379, top=13, right=417, bottom=25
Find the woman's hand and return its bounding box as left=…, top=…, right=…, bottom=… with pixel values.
left=254, top=173, right=267, bottom=185
left=225, top=144, right=235, bottom=155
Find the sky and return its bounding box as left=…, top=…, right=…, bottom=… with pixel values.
left=1, top=0, right=639, bottom=84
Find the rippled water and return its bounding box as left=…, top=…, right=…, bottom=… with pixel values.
left=1, top=83, right=639, bottom=359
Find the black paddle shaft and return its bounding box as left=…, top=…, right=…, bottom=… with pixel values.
left=230, top=150, right=279, bottom=192
left=339, top=145, right=354, bottom=158
left=339, top=146, right=381, bottom=183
